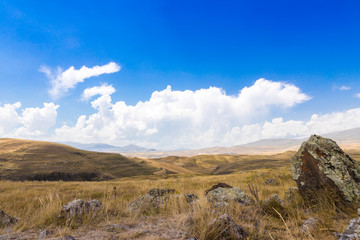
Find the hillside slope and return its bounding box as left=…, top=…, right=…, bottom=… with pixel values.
left=0, top=138, right=159, bottom=181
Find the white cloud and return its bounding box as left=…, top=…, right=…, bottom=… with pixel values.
left=356, top=93, right=360, bottom=99
left=40, top=62, right=120, bottom=99
left=226, top=108, right=360, bottom=145
left=0, top=102, right=59, bottom=137
left=339, top=85, right=351, bottom=91
left=0, top=102, right=21, bottom=135
left=81, top=83, right=116, bottom=101
left=55, top=78, right=311, bottom=149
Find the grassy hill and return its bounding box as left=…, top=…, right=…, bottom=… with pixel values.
left=152, top=151, right=296, bottom=174
left=0, top=138, right=159, bottom=181
left=1, top=138, right=359, bottom=181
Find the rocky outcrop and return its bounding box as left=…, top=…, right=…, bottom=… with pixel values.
left=127, top=188, right=176, bottom=213
left=205, top=214, right=248, bottom=240
left=291, top=135, right=360, bottom=205
left=60, top=199, right=102, bottom=219
left=206, top=183, right=251, bottom=207
left=0, top=209, right=18, bottom=226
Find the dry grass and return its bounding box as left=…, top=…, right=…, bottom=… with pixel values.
left=0, top=167, right=356, bottom=239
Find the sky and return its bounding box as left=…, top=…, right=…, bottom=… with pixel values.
left=1, top=0, right=360, bottom=150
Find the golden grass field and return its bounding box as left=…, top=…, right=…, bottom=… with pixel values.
left=1, top=167, right=359, bottom=240
left=1, top=138, right=360, bottom=239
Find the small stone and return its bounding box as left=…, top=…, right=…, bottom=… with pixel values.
left=285, top=186, right=299, bottom=202
left=60, top=199, right=102, bottom=219
left=265, top=178, right=278, bottom=185
left=106, top=223, right=130, bottom=232
left=64, top=235, right=76, bottom=240
left=261, top=194, right=287, bottom=218
left=205, top=214, right=247, bottom=240
left=300, top=217, right=320, bottom=234
left=184, top=193, right=198, bottom=203
left=127, top=188, right=176, bottom=213
left=0, top=209, right=18, bottom=227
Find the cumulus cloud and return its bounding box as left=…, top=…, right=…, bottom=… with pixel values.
left=0, top=102, right=22, bottom=135
left=0, top=102, right=59, bottom=137
left=225, top=108, right=360, bottom=145
left=40, top=62, right=120, bottom=99
left=81, top=83, right=116, bottom=101
left=356, top=93, right=360, bottom=99
left=55, top=78, right=311, bottom=149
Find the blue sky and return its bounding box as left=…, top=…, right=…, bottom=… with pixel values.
left=0, top=1, right=360, bottom=149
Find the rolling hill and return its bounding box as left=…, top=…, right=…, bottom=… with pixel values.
left=0, top=138, right=159, bottom=181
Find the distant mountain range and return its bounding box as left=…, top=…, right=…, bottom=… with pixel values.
left=120, top=127, right=360, bottom=158
left=60, top=142, right=157, bottom=153
left=60, top=127, right=360, bottom=158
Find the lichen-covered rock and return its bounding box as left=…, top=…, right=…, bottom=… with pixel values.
left=206, top=184, right=251, bottom=206
left=205, top=214, right=248, bottom=240
left=261, top=194, right=287, bottom=218
left=127, top=188, right=176, bottom=213
left=205, top=183, right=233, bottom=195
left=291, top=135, right=360, bottom=205
left=60, top=199, right=102, bottom=218
left=0, top=209, right=18, bottom=226
left=336, top=217, right=360, bottom=240
left=265, top=178, right=278, bottom=185
left=300, top=217, right=320, bottom=235
left=184, top=193, right=198, bottom=203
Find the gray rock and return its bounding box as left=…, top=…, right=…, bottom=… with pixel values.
left=184, top=193, right=198, bottom=203
left=336, top=217, right=360, bottom=240
left=127, top=188, right=176, bottom=213
left=205, top=183, right=233, bottom=195
left=106, top=223, right=130, bottom=232
left=261, top=194, right=287, bottom=218
left=300, top=217, right=320, bottom=234
left=206, top=186, right=251, bottom=206
left=205, top=214, right=248, bottom=240
left=291, top=135, right=360, bottom=205
left=64, top=235, right=76, bottom=240
left=265, top=178, right=278, bottom=185
left=0, top=209, right=18, bottom=227
left=60, top=199, right=102, bottom=218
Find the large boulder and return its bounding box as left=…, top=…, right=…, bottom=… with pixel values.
left=60, top=199, right=102, bottom=219
left=127, top=188, right=176, bottom=213
left=205, top=214, right=248, bottom=240
left=206, top=183, right=251, bottom=206
left=0, top=209, right=18, bottom=226
left=291, top=135, right=360, bottom=205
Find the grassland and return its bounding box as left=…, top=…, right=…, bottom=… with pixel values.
left=0, top=166, right=358, bottom=239
left=1, top=138, right=360, bottom=239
